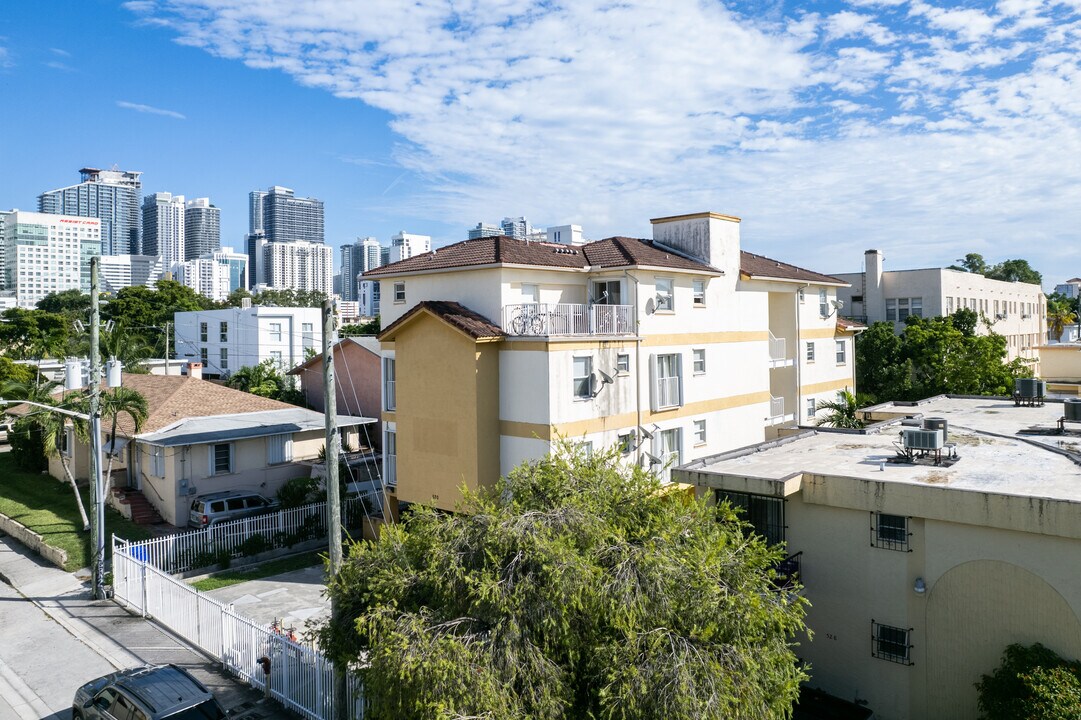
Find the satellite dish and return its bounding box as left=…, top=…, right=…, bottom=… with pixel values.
left=598, top=370, right=614, bottom=384
left=645, top=452, right=663, bottom=465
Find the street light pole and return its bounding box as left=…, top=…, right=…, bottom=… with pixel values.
left=88, top=258, right=106, bottom=600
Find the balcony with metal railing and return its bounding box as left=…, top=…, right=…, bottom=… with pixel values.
left=503, top=303, right=634, bottom=337
left=768, top=331, right=793, bottom=368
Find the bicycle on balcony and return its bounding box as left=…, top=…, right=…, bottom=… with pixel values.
left=509, top=305, right=546, bottom=335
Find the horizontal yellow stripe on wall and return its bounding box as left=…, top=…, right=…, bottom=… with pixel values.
left=801, top=327, right=844, bottom=339
left=500, top=390, right=772, bottom=440
left=801, top=378, right=853, bottom=395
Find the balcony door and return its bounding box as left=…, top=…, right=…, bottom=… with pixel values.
left=593, top=280, right=621, bottom=305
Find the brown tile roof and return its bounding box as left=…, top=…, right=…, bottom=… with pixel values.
left=739, top=251, right=848, bottom=286
left=378, top=301, right=505, bottom=342
left=114, top=374, right=296, bottom=436
left=364, top=235, right=718, bottom=277
left=836, top=317, right=868, bottom=332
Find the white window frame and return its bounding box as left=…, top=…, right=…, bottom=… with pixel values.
left=693, top=419, right=706, bottom=445
left=886, top=298, right=897, bottom=322
left=655, top=277, right=674, bottom=312
left=267, top=433, right=293, bottom=465
left=806, top=341, right=816, bottom=363
left=616, top=353, right=630, bottom=374
left=219, top=347, right=228, bottom=371
left=219, top=321, right=228, bottom=343
left=149, top=445, right=165, bottom=477
left=209, top=442, right=233, bottom=476
left=617, top=431, right=636, bottom=455
left=573, top=356, right=593, bottom=400
left=384, top=430, right=397, bottom=487
left=60, top=425, right=73, bottom=457
left=650, top=353, right=683, bottom=410
left=910, top=297, right=923, bottom=318
left=836, top=339, right=847, bottom=364
left=652, top=427, right=682, bottom=481
left=269, top=322, right=282, bottom=342
left=819, top=288, right=829, bottom=317
left=692, top=348, right=706, bottom=375
left=521, top=283, right=539, bottom=304
left=692, top=280, right=705, bottom=307
left=806, top=398, right=817, bottom=419
left=393, top=282, right=406, bottom=303
left=199, top=322, right=207, bottom=343
left=383, top=357, right=396, bottom=411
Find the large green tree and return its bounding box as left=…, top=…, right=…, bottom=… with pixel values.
left=0, top=308, right=71, bottom=359
left=976, top=643, right=1081, bottom=720
left=36, top=289, right=92, bottom=318
left=947, top=253, right=1042, bottom=285
left=323, top=447, right=809, bottom=720
left=224, top=287, right=326, bottom=308
left=102, top=280, right=219, bottom=351
left=856, top=313, right=1030, bottom=402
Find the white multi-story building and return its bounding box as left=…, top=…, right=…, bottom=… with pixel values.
left=176, top=247, right=248, bottom=302
left=364, top=211, right=860, bottom=514
left=261, top=239, right=333, bottom=295
left=835, top=249, right=1046, bottom=360
left=0, top=210, right=101, bottom=307
left=1054, top=277, right=1081, bottom=299
left=99, top=254, right=165, bottom=293
left=173, top=305, right=323, bottom=378
left=142, top=192, right=186, bottom=267
left=184, top=197, right=220, bottom=260
left=389, top=231, right=431, bottom=263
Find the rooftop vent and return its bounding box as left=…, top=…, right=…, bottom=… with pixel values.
left=1014, top=378, right=1046, bottom=407
left=922, top=417, right=948, bottom=441
left=1066, top=398, right=1081, bottom=423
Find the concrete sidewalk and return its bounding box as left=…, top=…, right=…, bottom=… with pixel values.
left=0, top=534, right=293, bottom=720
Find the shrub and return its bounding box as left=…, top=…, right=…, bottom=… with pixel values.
left=977, top=643, right=1081, bottom=719
left=9, top=417, right=47, bottom=471
left=277, top=476, right=322, bottom=509
left=238, top=533, right=271, bottom=557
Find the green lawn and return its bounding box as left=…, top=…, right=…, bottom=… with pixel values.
left=190, top=551, right=325, bottom=592
left=0, top=453, right=152, bottom=572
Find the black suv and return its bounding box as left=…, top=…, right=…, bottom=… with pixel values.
left=73, top=665, right=226, bottom=720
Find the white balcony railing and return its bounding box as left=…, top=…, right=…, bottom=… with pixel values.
left=770, top=395, right=784, bottom=419
left=768, top=331, right=787, bottom=363
left=503, top=303, right=633, bottom=337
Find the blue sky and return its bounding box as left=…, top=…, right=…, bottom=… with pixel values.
left=2, top=0, right=1080, bottom=287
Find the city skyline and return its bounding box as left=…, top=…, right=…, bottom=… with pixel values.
left=1, top=2, right=1080, bottom=289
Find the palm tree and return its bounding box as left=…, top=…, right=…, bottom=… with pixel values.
left=815, top=390, right=872, bottom=429
left=36, top=396, right=92, bottom=531
left=101, top=322, right=155, bottom=373
left=99, top=387, right=149, bottom=495
left=1047, top=300, right=1079, bottom=343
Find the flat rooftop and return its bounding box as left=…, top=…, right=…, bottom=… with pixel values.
left=682, top=396, right=1081, bottom=503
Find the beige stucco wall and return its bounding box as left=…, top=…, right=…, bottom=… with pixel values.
left=392, top=312, right=500, bottom=510
left=133, top=428, right=324, bottom=526
left=1037, top=344, right=1081, bottom=382
left=689, top=470, right=1081, bottom=720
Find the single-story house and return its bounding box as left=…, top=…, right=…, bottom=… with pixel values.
left=13, top=374, right=375, bottom=527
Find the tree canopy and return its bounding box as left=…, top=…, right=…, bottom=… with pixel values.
left=224, top=287, right=327, bottom=308
left=976, top=643, right=1081, bottom=720
left=323, top=446, right=809, bottom=720
left=856, top=312, right=1031, bottom=402
left=226, top=359, right=304, bottom=405
left=0, top=308, right=71, bottom=359
left=947, top=253, right=1042, bottom=285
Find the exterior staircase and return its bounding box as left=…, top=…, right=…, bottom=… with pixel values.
left=111, top=486, right=164, bottom=525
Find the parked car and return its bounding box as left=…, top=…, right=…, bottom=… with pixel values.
left=188, top=490, right=279, bottom=528
left=73, top=664, right=226, bottom=720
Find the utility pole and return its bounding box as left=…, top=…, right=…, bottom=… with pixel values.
left=322, top=298, right=346, bottom=717
left=89, top=258, right=106, bottom=600
left=164, top=321, right=171, bottom=375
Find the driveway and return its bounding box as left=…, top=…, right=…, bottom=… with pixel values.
left=205, top=566, right=332, bottom=643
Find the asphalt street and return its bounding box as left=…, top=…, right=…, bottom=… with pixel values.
left=0, top=533, right=293, bottom=720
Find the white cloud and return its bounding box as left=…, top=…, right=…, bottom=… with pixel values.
left=116, top=100, right=187, bottom=119
left=126, top=0, right=1081, bottom=284
left=0, top=44, right=12, bottom=69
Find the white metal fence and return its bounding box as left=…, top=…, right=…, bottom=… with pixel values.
left=113, top=537, right=365, bottom=720
left=124, top=497, right=375, bottom=575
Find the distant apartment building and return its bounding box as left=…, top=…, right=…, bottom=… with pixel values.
left=99, top=254, right=165, bottom=294
left=364, top=211, right=858, bottom=514
left=183, top=197, right=220, bottom=260
left=176, top=248, right=248, bottom=302
left=0, top=210, right=101, bottom=308
left=173, top=305, right=323, bottom=378
left=834, top=250, right=1046, bottom=360
left=1054, top=277, right=1081, bottom=299
left=141, top=192, right=186, bottom=267
left=252, top=186, right=324, bottom=244
left=261, top=239, right=333, bottom=295
left=38, top=167, right=142, bottom=255
left=354, top=233, right=429, bottom=318
left=467, top=222, right=501, bottom=240
left=340, top=237, right=379, bottom=301
left=500, top=216, right=531, bottom=239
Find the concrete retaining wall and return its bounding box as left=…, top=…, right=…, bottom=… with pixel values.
left=0, top=512, right=69, bottom=569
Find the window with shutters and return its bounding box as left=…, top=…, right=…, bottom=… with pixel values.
left=652, top=428, right=682, bottom=481
left=383, top=357, right=396, bottom=410
left=651, top=353, right=683, bottom=410
left=573, top=356, right=593, bottom=399
left=267, top=433, right=293, bottom=465
left=211, top=443, right=233, bottom=475
left=150, top=445, right=164, bottom=477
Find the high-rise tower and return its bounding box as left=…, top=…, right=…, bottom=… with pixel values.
left=184, top=197, right=221, bottom=260
left=142, top=192, right=186, bottom=267
left=38, top=167, right=142, bottom=255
